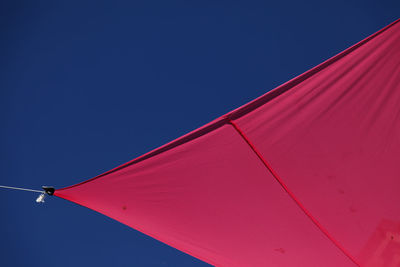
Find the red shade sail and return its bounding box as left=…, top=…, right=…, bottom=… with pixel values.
left=55, top=19, right=400, bottom=267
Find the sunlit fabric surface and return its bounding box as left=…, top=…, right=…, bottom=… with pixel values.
left=56, top=19, right=400, bottom=267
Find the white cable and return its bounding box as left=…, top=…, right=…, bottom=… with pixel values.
left=0, top=185, right=44, bottom=193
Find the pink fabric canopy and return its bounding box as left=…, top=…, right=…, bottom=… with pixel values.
left=55, top=19, right=400, bottom=267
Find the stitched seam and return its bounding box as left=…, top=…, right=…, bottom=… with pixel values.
left=226, top=118, right=360, bottom=266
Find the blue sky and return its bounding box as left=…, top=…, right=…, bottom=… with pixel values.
left=1, top=1, right=398, bottom=266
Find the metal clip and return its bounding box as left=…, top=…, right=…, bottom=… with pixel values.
left=36, top=193, right=46, bottom=203
left=35, top=186, right=55, bottom=203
